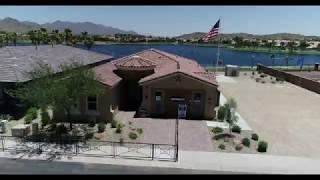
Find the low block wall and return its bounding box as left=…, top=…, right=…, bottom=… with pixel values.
left=257, top=64, right=320, bottom=94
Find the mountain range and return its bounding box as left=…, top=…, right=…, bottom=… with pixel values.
left=176, top=32, right=320, bottom=41
left=0, top=17, right=137, bottom=35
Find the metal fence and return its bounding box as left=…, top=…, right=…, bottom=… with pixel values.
left=0, top=135, right=177, bottom=162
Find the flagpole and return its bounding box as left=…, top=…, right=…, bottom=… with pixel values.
left=215, top=16, right=222, bottom=74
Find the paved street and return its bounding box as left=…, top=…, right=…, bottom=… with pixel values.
left=0, top=158, right=233, bottom=174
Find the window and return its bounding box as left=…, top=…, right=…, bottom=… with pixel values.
left=87, top=96, right=97, bottom=111
left=155, top=91, right=162, bottom=101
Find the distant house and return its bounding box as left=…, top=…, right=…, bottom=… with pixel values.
left=0, top=45, right=113, bottom=113
left=56, top=49, right=220, bottom=122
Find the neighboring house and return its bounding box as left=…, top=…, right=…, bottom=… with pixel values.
left=69, top=49, right=220, bottom=121
left=0, top=45, right=113, bottom=114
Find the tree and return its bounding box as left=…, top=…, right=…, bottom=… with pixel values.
left=4, top=32, right=10, bottom=46
left=9, top=61, right=104, bottom=130
left=287, top=41, right=296, bottom=54
left=11, top=32, right=17, bottom=46
left=223, top=98, right=238, bottom=135
left=64, top=28, right=72, bottom=45
left=83, top=36, right=95, bottom=49
left=299, top=41, right=309, bottom=50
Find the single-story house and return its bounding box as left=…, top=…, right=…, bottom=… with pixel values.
left=60, top=48, right=220, bottom=122
left=0, top=45, right=220, bottom=122
left=0, top=45, right=113, bottom=115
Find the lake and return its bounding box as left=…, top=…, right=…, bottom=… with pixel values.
left=83, top=44, right=320, bottom=67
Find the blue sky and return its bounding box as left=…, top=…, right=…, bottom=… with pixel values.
left=0, top=6, right=319, bottom=37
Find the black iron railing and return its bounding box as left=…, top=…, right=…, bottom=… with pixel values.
left=0, top=135, right=177, bottom=162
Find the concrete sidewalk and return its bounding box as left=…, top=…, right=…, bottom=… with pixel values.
left=1, top=150, right=320, bottom=174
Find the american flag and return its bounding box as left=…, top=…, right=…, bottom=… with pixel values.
left=203, top=19, right=220, bottom=42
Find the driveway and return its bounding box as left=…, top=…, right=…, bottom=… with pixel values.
left=115, top=111, right=213, bottom=152
left=217, top=72, right=320, bottom=158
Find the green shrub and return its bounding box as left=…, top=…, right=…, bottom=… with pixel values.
left=129, top=132, right=138, bottom=140
left=24, top=114, right=33, bottom=124
left=56, top=124, right=68, bottom=134
left=85, top=133, right=94, bottom=140
left=115, top=124, right=122, bottom=134
left=242, top=138, right=250, bottom=147
left=211, top=127, right=223, bottom=134
left=231, top=125, right=241, bottom=134
left=257, top=141, right=268, bottom=152
left=27, top=107, right=38, bottom=120
left=271, top=81, right=276, bottom=84
left=218, top=144, right=225, bottom=150
left=111, top=120, right=117, bottom=128
left=98, top=122, right=106, bottom=133
left=88, top=119, right=96, bottom=127
left=41, top=110, right=50, bottom=127
left=235, top=144, right=243, bottom=151
left=137, top=128, right=143, bottom=135
left=270, top=77, right=273, bottom=80
left=217, top=106, right=225, bottom=120
left=251, top=133, right=259, bottom=141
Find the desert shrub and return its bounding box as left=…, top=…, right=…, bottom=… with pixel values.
left=56, top=124, right=68, bottom=134
left=217, top=106, right=225, bottom=120
left=270, top=77, right=273, bottom=80
left=276, top=77, right=284, bottom=82
left=271, top=81, right=276, bottom=84
left=242, top=138, right=250, bottom=147
left=243, top=72, right=247, bottom=76
left=218, top=144, right=225, bottom=150
left=211, top=127, right=223, bottom=134
left=251, top=133, right=259, bottom=141
left=41, top=110, right=50, bottom=127
left=231, top=125, right=241, bottom=134
left=128, top=121, right=132, bottom=125
left=129, top=132, right=138, bottom=140
left=85, top=132, right=94, bottom=140
left=137, top=128, right=143, bottom=135
left=26, top=107, right=38, bottom=120
left=257, top=141, right=268, bottom=152
left=98, top=122, right=106, bottom=133
left=255, top=77, right=261, bottom=82
left=111, top=120, right=117, bottom=128
left=24, top=114, right=33, bottom=124
left=88, top=119, right=96, bottom=127
left=115, top=124, right=123, bottom=134
left=261, top=80, right=266, bottom=84
left=252, top=71, right=255, bottom=75
left=235, top=144, right=243, bottom=151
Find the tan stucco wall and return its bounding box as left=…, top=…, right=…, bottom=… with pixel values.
left=140, top=73, right=219, bottom=120
left=53, top=83, right=120, bottom=123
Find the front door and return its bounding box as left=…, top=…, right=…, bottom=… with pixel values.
left=178, top=104, right=187, bottom=119
left=191, top=92, right=203, bottom=119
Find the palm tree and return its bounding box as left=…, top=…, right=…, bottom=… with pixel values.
left=4, top=32, right=10, bottom=46
left=81, top=31, right=88, bottom=41
left=64, top=28, right=72, bottom=45
left=40, top=28, right=49, bottom=44
left=83, top=36, right=95, bottom=49
left=11, top=32, right=17, bottom=46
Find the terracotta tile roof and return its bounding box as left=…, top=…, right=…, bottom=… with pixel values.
left=93, top=48, right=217, bottom=87
left=93, top=62, right=122, bottom=87
left=114, top=55, right=156, bottom=70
